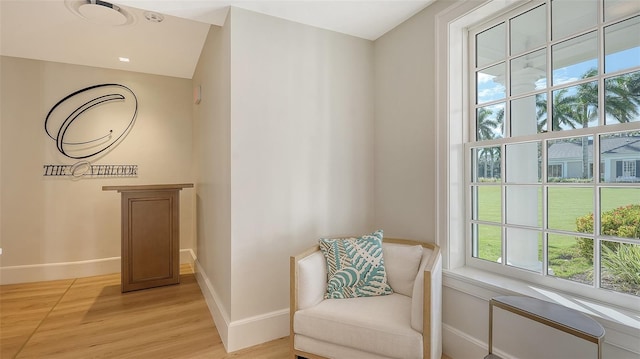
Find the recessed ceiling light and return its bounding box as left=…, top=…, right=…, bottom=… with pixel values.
left=119, top=57, right=130, bottom=63
left=65, top=0, right=135, bottom=26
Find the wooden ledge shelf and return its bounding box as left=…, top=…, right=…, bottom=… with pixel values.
left=102, top=183, right=194, bottom=192
left=103, top=183, right=194, bottom=292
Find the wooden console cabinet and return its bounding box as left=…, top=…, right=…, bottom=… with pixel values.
left=103, top=184, right=193, bottom=292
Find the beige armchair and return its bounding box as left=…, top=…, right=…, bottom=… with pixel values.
left=290, top=238, right=442, bottom=359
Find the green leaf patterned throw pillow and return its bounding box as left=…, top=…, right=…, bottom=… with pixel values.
left=319, top=230, right=393, bottom=299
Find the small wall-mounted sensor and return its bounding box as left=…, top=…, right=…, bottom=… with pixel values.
left=193, top=85, right=201, bottom=104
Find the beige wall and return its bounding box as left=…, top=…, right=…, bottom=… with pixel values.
left=192, top=19, right=233, bottom=329
left=229, top=6, right=375, bottom=319
left=373, top=2, right=446, bottom=242
left=192, top=7, right=376, bottom=351
left=0, top=56, right=195, bottom=281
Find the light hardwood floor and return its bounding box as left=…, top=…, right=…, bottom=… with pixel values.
left=1, top=265, right=452, bottom=359
left=1, top=265, right=288, bottom=358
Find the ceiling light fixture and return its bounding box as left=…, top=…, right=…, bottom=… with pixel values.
left=65, top=0, right=135, bottom=26
left=119, top=57, right=130, bottom=63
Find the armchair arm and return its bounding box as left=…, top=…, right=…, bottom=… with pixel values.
left=290, top=246, right=327, bottom=358
left=411, top=244, right=442, bottom=359
left=291, top=247, right=327, bottom=310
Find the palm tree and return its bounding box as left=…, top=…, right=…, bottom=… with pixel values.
left=536, top=93, right=548, bottom=132
left=537, top=89, right=582, bottom=131
left=477, top=107, right=500, bottom=141
left=476, top=146, right=501, bottom=179
left=605, top=71, right=640, bottom=123
left=490, top=107, right=504, bottom=178
left=625, top=71, right=640, bottom=99
left=575, top=72, right=599, bottom=178
left=542, top=68, right=640, bottom=178
left=477, top=107, right=503, bottom=179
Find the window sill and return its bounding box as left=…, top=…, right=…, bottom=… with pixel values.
left=443, top=267, right=640, bottom=352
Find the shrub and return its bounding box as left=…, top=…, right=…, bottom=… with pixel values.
left=478, top=177, right=500, bottom=183
left=575, top=204, right=640, bottom=260
left=601, top=204, right=640, bottom=238
left=548, top=177, right=595, bottom=183
left=602, top=243, right=640, bottom=286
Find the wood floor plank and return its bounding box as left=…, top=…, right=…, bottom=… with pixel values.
left=16, top=271, right=222, bottom=358
left=4, top=264, right=292, bottom=358
left=2, top=264, right=448, bottom=358
left=0, top=279, right=74, bottom=359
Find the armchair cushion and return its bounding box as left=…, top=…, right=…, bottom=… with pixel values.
left=294, top=336, right=392, bottom=359
left=293, top=294, right=422, bottom=359
left=319, top=230, right=393, bottom=299
left=383, top=243, right=424, bottom=297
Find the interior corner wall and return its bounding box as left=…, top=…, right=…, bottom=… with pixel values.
left=191, top=20, right=233, bottom=345
left=0, top=56, right=195, bottom=283
left=223, top=7, right=375, bottom=351
left=373, top=0, right=465, bottom=356
left=373, top=4, right=443, bottom=242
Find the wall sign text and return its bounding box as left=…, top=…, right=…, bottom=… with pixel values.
left=43, top=83, right=139, bottom=178
left=43, top=163, right=138, bottom=178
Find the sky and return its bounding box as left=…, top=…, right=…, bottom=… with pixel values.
left=475, top=30, right=640, bottom=136
left=476, top=13, right=639, bottom=105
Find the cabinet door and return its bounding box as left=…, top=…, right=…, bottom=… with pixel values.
left=121, top=190, right=179, bottom=292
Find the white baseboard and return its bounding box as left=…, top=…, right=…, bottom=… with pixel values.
left=443, top=323, right=514, bottom=359
left=180, top=249, right=196, bottom=268
left=228, top=308, right=289, bottom=352
left=193, top=259, right=231, bottom=351
left=0, top=249, right=196, bottom=285
left=193, top=259, right=289, bottom=353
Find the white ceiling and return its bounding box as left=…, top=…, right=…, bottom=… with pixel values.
left=0, top=0, right=433, bottom=79
left=115, top=0, right=434, bottom=41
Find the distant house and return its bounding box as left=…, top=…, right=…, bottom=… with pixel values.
left=547, top=135, right=640, bottom=182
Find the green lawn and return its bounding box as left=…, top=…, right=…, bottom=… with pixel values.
left=474, top=186, right=640, bottom=283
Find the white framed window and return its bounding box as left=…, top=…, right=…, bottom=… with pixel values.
left=622, top=159, right=636, bottom=177
left=467, top=0, right=640, bottom=298
left=548, top=163, right=563, bottom=178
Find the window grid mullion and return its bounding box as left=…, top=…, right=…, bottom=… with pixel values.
left=545, top=0, right=554, bottom=135
left=504, top=16, right=511, bottom=138
left=501, top=143, right=507, bottom=267
left=542, top=138, right=550, bottom=277
left=594, top=0, right=604, bottom=291
left=594, top=135, right=602, bottom=289
left=598, top=4, right=606, bottom=127
left=469, top=24, right=478, bottom=142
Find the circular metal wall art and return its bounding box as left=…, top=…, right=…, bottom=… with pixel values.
left=44, top=83, right=138, bottom=159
